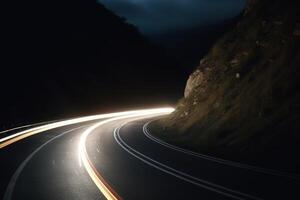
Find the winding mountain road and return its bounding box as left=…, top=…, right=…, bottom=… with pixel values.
left=0, top=108, right=299, bottom=200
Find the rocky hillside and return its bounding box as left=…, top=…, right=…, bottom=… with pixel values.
left=153, top=0, right=300, bottom=170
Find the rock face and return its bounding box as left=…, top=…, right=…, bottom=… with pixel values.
left=184, top=70, right=205, bottom=98
left=156, top=0, right=300, bottom=164
left=183, top=0, right=259, bottom=99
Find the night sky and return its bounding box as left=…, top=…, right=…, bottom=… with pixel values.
left=98, top=0, right=246, bottom=35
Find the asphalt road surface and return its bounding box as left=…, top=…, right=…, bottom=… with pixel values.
left=0, top=108, right=299, bottom=200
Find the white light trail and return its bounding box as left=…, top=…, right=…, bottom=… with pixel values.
left=0, top=107, right=174, bottom=149
left=0, top=108, right=174, bottom=200
left=78, top=108, right=174, bottom=200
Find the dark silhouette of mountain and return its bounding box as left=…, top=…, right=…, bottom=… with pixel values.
left=1, top=0, right=179, bottom=128
left=152, top=0, right=300, bottom=172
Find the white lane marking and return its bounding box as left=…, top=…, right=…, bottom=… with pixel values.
left=3, top=126, right=87, bottom=200
left=78, top=111, right=172, bottom=200
left=114, top=123, right=262, bottom=200
left=143, top=121, right=300, bottom=180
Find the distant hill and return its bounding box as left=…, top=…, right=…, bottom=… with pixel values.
left=0, top=0, right=179, bottom=128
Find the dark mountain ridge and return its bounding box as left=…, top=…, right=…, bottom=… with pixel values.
left=1, top=0, right=179, bottom=128
left=152, top=0, right=300, bottom=172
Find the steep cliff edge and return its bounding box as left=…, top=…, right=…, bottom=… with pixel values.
left=152, top=0, right=300, bottom=170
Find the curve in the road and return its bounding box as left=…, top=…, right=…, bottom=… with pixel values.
left=78, top=111, right=173, bottom=200
left=2, top=110, right=299, bottom=200
left=143, top=121, right=300, bottom=180
left=3, top=125, right=88, bottom=200
left=114, top=122, right=262, bottom=200
left=0, top=108, right=174, bottom=149
left=0, top=108, right=174, bottom=200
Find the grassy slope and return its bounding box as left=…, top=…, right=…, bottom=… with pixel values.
left=151, top=0, right=300, bottom=171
